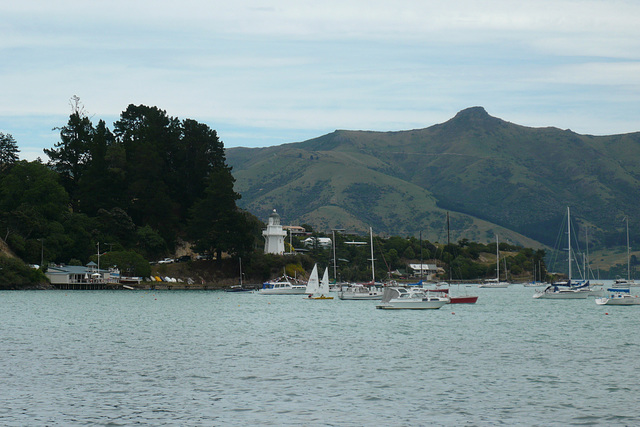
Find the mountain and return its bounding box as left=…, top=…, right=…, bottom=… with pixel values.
left=226, top=107, right=640, bottom=249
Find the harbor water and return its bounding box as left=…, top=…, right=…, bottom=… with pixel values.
left=2, top=284, right=640, bottom=426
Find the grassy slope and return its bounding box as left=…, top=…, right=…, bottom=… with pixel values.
left=227, top=107, right=640, bottom=253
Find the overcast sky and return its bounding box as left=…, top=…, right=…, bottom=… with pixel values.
left=3, top=0, right=640, bottom=161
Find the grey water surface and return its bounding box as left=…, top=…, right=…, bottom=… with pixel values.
left=1, top=285, right=639, bottom=426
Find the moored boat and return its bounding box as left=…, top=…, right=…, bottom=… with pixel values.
left=595, top=288, right=640, bottom=306
left=478, top=235, right=509, bottom=288
left=339, top=227, right=384, bottom=300
left=533, top=281, right=590, bottom=299
left=258, top=275, right=307, bottom=295
left=376, top=287, right=449, bottom=310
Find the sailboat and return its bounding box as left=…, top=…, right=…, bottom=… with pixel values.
left=338, top=227, right=384, bottom=300
left=533, top=207, right=592, bottom=299
left=479, top=235, right=509, bottom=288
left=225, top=257, right=251, bottom=292
left=306, top=265, right=333, bottom=300
left=614, top=216, right=637, bottom=287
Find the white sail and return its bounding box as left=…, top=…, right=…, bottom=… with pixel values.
left=306, top=264, right=320, bottom=295
left=319, top=267, right=330, bottom=296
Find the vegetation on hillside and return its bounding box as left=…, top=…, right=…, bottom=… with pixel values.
left=226, top=107, right=640, bottom=254
left=0, top=98, right=262, bottom=283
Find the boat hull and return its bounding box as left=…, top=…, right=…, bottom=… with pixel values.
left=258, top=288, right=307, bottom=295
left=595, top=297, right=640, bottom=305
left=338, top=293, right=383, bottom=300
left=533, top=291, right=589, bottom=299
left=450, top=296, right=478, bottom=304
left=376, top=300, right=447, bottom=309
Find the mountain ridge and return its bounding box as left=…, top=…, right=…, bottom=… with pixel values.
left=226, top=107, right=640, bottom=250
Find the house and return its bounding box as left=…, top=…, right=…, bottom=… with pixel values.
left=46, top=262, right=117, bottom=289
left=303, top=237, right=332, bottom=249
left=282, top=225, right=308, bottom=236
left=408, top=263, right=439, bottom=280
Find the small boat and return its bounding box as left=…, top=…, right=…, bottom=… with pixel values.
left=376, top=287, right=449, bottom=310
left=225, top=285, right=252, bottom=292
left=258, top=274, right=307, bottom=295
left=479, top=278, right=510, bottom=288
left=478, top=235, right=509, bottom=288
left=338, top=283, right=384, bottom=300
left=533, top=208, right=598, bottom=299
left=614, top=217, right=638, bottom=287
left=306, top=265, right=333, bottom=300
left=338, top=227, right=384, bottom=300
left=595, top=288, right=640, bottom=305
left=415, top=282, right=478, bottom=304
left=533, top=280, right=593, bottom=299
left=523, top=281, right=548, bottom=287
left=225, top=258, right=252, bottom=292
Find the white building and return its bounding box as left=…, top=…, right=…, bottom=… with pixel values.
left=262, top=209, right=287, bottom=254
left=408, top=263, right=440, bottom=280
left=303, top=237, right=332, bottom=249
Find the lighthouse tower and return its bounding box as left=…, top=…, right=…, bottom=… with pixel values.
left=262, top=209, right=287, bottom=254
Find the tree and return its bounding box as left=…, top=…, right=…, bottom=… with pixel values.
left=44, top=107, right=95, bottom=208
left=188, top=166, right=244, bottom=260
left=0, top=132, right=20, bottom=171
left=77, top=120, right=119, bottom=215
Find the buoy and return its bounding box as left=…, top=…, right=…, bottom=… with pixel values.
left=451, top=312, right=455, bottom=315
left=605, top=313, right=609, bottom=315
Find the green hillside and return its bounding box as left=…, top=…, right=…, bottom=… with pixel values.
left=226, top=107, right=640, bottom=250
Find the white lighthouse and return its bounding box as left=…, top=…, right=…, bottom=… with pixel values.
left=262, top=209, right=287, bottom=254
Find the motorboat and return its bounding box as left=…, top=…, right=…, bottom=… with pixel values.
left=376, top=287, right=449, bottom=310
left=412, top=281, right=478, bottom=304
left=338, top=282, right=384, bottom=300
left=258, top=275, right=307, bottom=295
left=595, top=288, right=640, bottom=306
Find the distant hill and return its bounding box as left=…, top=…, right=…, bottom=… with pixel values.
left=226, top=107, right=640, bottom=250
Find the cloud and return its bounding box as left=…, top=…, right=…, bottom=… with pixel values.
left=2, top=0, right=640, bottom=160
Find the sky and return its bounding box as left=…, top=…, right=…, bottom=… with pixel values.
left=2, top=0, right=640, bottom=161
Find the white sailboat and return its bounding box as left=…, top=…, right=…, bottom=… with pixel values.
left=479, top=235, right=509, bottom=288
left=306, top=265, right=333, bottom=300
left=534, top=207, right=591, bottom=299
left=338, top=227, right=384, bottom=300
left=614, top=216, right=637, bottom=287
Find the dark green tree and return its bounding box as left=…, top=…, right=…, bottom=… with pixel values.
left=188, top=166, right=244, bottom=260
left=0, top=132, right=20, bottom=171
left=77, top=120, right=119, bottom=215
left=45, top=106, right=95, bottom=208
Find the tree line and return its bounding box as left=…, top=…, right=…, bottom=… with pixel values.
left=0, top=100, right=263, bottom=279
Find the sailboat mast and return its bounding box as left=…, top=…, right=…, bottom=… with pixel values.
left=496, top=235, right=500, bottom=281
left=419, top=230, right=423, bottom=280
left=370, top=227, right=375, bottom=283
left=568, top=206, right=572, bottom=281
left=626, top=216, right=631, bottom=281
left=447, top=212, right=452, bottom=281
